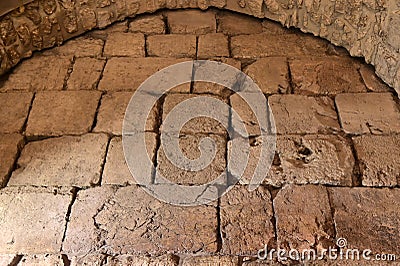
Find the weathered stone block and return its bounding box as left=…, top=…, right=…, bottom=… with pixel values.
left=63, top=186, right=218, bottom=255
left=26, top=91, right=101, bottom=136
left=274, top=185, right=334, bottom=251
left=353, top=135, right=400, bottom=187
left=9, top=134, right=108, bottom=187
left=0, top=134, right=23, bottom=187
left=245, top=58, right=289, bottom=94
left=335, top=93, right=400, bottom=134
left=147, top=34, right=196, bottom=58
left=330, top=188, right=400, bottom=254
left=167, top=10, right=216, bottom=34
left=269, top=95, right=340, bottom=134
left=104, top=32, right=145, bottom=57
left=0, top=188, right=71, bottom=254
left=220, top=185, right=275, bottom=255
left=1, top=56, right=71, bottom=92
left=67, top=58, right=105, bottom=90
left=0, top=92, right=33, bottom=133
left=290, top=58, right=367, bottom=95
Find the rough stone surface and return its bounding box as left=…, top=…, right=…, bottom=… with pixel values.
left=26, top=91, right=101, bottom=136
left=1, top=56, right=71, bottom=92
left=98, top=57, right=190, bottom=91
left=335, top=93, right=400, bottom=134
left=0, top=255, right=19, bottom=265
left=217, top=11, right=263, bottom=35
left=220, top=185, right=275, bottom=255
left=232, top=33, right=329, bottom=58
left=94, top=92, right=159, bottom=134
left=230, top=93, right=269, bottom=136
left=290, top=58, right=367, bottom=95
left=104, top=33, right=145, bottom=57
left=0, top=92, right=33, bottom=133
left=181, top=255, right=239, bottom=265
left=9, top=134, right=108, bottom=187
left=359, top=64, right=391, bottom=92
left=104, top=254, right=179, bottom=265
left=167, top=10, right=216, bottom=34
left=67, top=58, right=105, bottom=90
left=274, top=185, right=334, bottom=251
left=0, top=0, right=398, bottom=95
left=245, top=58, right=289, bottom=94
left=198, top=33, right=229, bottom=59
left=43, top=37, right=104, bottom=58
left=0, top=134, right=23, bottom=188
left=269, top=95, right=340, bottom=134
left=129, top=15, right=166, bottom=35
left=63, top=186, right=218, bottom=255
left=192, top=58, right=241, bottom=97
left=19, top=254, right=64, bottom=265
left=156, top=134, right=226, bottom=185
left=162, top=94, right=229, bottom=135
left=330, top=188, right=400, bottom=254
left=353, top=135, right=400, bottom=187
left=229, top=135, right=354, bottom=187
left=0, top=188, right=71, bottom=254
left=69, top=254, right=106, bottom=266
left=147, top=35, right=196, bottom=58
left=102, top=135, right=157, bottom=185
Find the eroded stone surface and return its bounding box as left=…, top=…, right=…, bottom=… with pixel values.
left=94, top=92, right=159, bottom=134
left=181, top=255, right=239, bottom=265
left=63, top=186, right=218, bottom=255
left=104, top=254, right=178, bottom=265
left=232, top=33, right=328, bottom=58
left=198, top=33, right=229, bottom=59
left=0, top=134, right=23, bottom=187
left=0, top=254, right=18, bottom=265
left=0, top=188, right=71, bottom=254
left=43, top=37, right=104, bottom=58
left=104, top=32, right=145, bottom=57
left=353, top=135, right=400, bottom=187
left=229, top=135, right=354, bottom=187
left=192, top=58, right=241, bottom=97
left=245, top=58, right=289, bottom=94
left=359, top=64, right=391, bottom=92
left=9, top=134, right=108, bottom=187
left=67, top=58, right=105, bottom=90
left=26, top=91, right=101, bottom=136
left=217, top=11, right=263, bottom=35
left=274, top=185, right=334, bottom=251
left=147, top=35, right=196, bottom=58
left=19, top=254, right=64, bottom=265
left=167, top=10, right=216, bottom=34
left=162, top=93, right=229, bottom=135
left=230, top=93, right=269, bottom=136
left=156, top=134, right=226, bottom=185
left=336, top=93, right=400, bottom=134
left=98, top=57, right=191, bottom=91
left=1, top=56, right=71, bottom=92
left=103, top=134, right=157, bottom=185
left=129, top=15, right=165, bottom=35
left=0, top=92, right=33, bottom=133
left=330, top=188, right=400, bottom=254
left=220, top=185, right=274, bottom=255
left=269, top=95, right=340, bottom=134
left=290, top=58, right=367, bottom=95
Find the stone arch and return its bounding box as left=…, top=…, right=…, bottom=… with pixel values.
left=0, top=0, right=399, bottom=94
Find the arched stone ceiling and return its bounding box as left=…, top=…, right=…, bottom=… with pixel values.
left=0, top=0, right=399, bottom=94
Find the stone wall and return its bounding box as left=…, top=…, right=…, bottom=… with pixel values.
left=0, top=0, right=399, bottom=94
